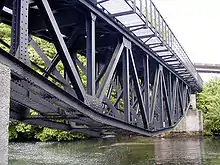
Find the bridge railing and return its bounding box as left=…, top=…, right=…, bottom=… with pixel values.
left=129, top=0, right=203, bottom=87
left=96, top=0, right=203, bottom=88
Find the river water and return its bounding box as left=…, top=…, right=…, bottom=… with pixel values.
left=9, top=136, right=220, bottom=165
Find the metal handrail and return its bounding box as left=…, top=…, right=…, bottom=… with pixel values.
left=96, top=0, right=203, bottom=89
left=126, top=0, right=203, bottom=87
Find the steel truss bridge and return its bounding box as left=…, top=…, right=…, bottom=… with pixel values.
left=0, top=0, right=202, bottom=137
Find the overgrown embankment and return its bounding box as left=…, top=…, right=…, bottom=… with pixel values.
left=197, top=79, right=220, bottom=135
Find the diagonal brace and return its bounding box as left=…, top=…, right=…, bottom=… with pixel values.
left=36, top=0, right=85, bottom=101
left=96, top=42, right=124, bottom=101
left=129, top=49, right=149, bottom=129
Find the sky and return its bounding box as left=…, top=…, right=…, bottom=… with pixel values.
left=152, top=0, right=220, bottom=81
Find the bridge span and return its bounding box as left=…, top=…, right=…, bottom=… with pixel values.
left=0, top=0, right=204, bottom=162
left=194, top=63, right=220, bottom=73
left=0, top=0, right=203, bottom=140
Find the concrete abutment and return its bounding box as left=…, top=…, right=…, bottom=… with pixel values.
left=167, top=94, right=203, bottom=136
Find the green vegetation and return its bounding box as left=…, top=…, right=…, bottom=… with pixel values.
left=0, top=23, right=86, bottom=142
left=197, top=79, right=220, bottom=135
left=9, top=121, right=85, bottom=142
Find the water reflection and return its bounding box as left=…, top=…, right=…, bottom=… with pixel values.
left=154, top=137, right=204, bottom=165
left=8, top=137, right=220, bottom=165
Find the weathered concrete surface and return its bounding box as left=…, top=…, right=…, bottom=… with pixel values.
left=0, top=63, right=10, bottom=165
left=154, top=137, right=204, bottom=164
left=161, top=93, right=203, bottom=137
left=171, top=109, right=203, bottom=134
left=190, top=94, right=197, bottom=110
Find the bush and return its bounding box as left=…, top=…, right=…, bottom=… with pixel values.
left=197, top=79, right=220, bottom=135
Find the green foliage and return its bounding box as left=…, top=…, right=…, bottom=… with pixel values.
left=34, top=127, right=58, bottom=142
left=8, top=121, right=41, bottom=141
left=0, top=23, right=11, bottom=52
left=8, top=122, right=18, bottom=141
left=34, top=127, right=85, bottom=142
left=197, top=78, right=220, bottom=135
left=9, top=121, right=86, bottom=142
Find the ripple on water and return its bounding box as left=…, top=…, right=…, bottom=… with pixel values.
left=9, top=137, right=220, bottom=165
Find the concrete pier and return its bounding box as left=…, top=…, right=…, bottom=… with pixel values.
left=171, top=109, right=203, bottom=134
left=160, top=94, right=203, bottom=137
left=154, top=137, right=204, bottom=164
left=167, top=94, right=203, bottom=136
left=190, top=94, right=197, bottom=110
left=0, top=63, right=10, bottom=165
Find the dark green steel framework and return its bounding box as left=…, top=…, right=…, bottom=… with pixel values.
left=0, top=0, right=202, bottom=137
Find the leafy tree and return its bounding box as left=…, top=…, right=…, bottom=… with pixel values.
left=197, top=78, right=220, bottom=135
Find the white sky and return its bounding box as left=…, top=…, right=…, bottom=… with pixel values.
left=152, top=0, right=220, bottom=81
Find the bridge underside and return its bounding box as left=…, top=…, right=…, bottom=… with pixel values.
left=0, top=0, right=201, bottom=137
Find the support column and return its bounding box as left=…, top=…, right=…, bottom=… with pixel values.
left=190, top=94, right=196, bottom=110
left=143, top=55, right=150, bottom=122
left=123, top=48, right=130, bottom=123
left=86, top=12, right=96, bottom=96
left=0, top=63, right=10, bottom=165
left=10, top=0, right=31, bottom=66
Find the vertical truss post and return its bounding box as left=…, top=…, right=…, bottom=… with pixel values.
left=185, top=85, right=189, bottom=111
left=143, top=55, right=150, bottom=122
left=10, top=0, right=31, bottom=66
left=86, top=12, right=96, bottom=96
left=168, top=72, right=172, bottom=106
left=160, top=66, right=164, bottom=127
left=123, top=48, right=130, bottom=123
left=116, top=75, right=120, bottom=109
left=10, top=0, right=20, bottom=55
left=95, top=62, right=99, bottom=90
left=182, top=85, right=187, bottom=111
